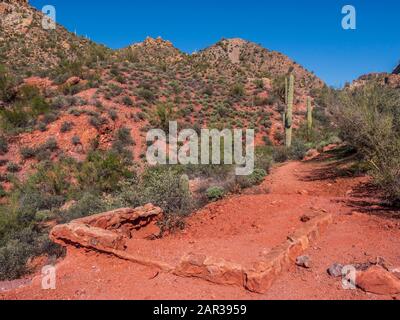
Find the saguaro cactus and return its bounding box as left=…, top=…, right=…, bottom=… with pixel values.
left=179, top=174, right=190, bottom=197
left=285, top=74, right=294, bottom=148
left=307, top=96, right=313, bottom=136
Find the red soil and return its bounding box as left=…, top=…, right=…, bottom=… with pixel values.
left=2, top=151, right=400, bottom=300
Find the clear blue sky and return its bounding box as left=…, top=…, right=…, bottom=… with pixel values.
left=30, top=0, right=400, bottom=87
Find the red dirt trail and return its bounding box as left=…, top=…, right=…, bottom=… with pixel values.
left=2, top=151, right=400, bottom=300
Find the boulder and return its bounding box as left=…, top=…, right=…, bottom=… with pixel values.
left=50, top=222, right=127, bottom=251
left=50, top=204, right=163, bottom=251
left=327, top=263, right=343, bottom=278
left=296, top=255, right=311, bottom=269
left=303, top=149, right=319, bottom=161
left=65, top=76, right=81, bottom=86
left=356, top=265, right=400, bottom=295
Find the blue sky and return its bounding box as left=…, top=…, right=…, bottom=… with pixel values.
left=30, top=0, right=400, bottom=87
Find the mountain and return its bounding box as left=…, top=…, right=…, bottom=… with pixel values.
left=0, top=0, right=326, bottom=180
left=118, top=36, right=186, bottom=66
left=393, top=63, right=400, bottom=74
left=191, top=38, right=323, bottom=94
left=350, top=72, right=400, bottom=90
left=0, top=0, right=110, bottom=77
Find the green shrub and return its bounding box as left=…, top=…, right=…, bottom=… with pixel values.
left=0, top=226, right=62, bottom=281
left=108, top=109, right=118, bottom=121
left=273, top=147, right=289, bottom=163
left=60, top=121, right=74, bottom=133
left=71, top=135, right=81, bottom=146
left=0, top=84, right=49, bottom=131
left=236, top=169, right=267, bottom=189
left=122, top=96, right=133, bottom=106
left=0, top=64, right=15, bottom=102
left=115, top=127, right=134, bottom=146
left=77, top=151, right=133, bottom=193
left=89, top=115, right=108, bottom=129
left=230, top=83, right=245, bottom=97
left=59, top=192, right=108, bottom=223
left=20, top=147, right=37, bottom=160
left=0, top=136, right=8, bottom=155
left=7, top=162, right=21, bottom=173
left=140, top=167, right=192, bottom=215
left=334, top=84, right=400, bottom=204
left=42, top=138, right=58, bottom=152
left=289, top=139, right=308, bottom=160
left=137, top=88, right=155, bottom=102
left=206, top=186, right=225, bottom=201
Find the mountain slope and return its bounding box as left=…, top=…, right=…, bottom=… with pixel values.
left=118, top=36, right=186, bottom=67
left=191, top=38, right=323, bottom=94
left=0, top=1, right=328, bottom=181
left=0, top=0, right=110, bottom=77
left=393, top=63, right=400, bottom=74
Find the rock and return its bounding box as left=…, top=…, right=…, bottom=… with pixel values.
left=174, top=253, right=245, bottom=287
left=296, top=255, right=311, bottom=268
left=328, top=263, right=344, bottom=277
left=322, top=144, right=338, bottom=153
left=50, top=204, right=163, bottom=251
left=376, top=256, right=391, bottom=271
left=60, top=200, right=77, bottom=212
left=65, top=76, right=81, bottom=86
left=357, top=265, right=400, bottom=295
left=50, top=222, right=127, bottom=251
left=303, top=149, right=319, bottom=161
left=391, top=268, right=400, bottom=280
left=297, top=190, right=309, bottom=196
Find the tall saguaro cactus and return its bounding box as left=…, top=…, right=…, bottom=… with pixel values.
left=179, top=174, right=190, bottom=197
left=307, top=96, right=313, bottom=137
left=285, top=74, right=294, bottom=148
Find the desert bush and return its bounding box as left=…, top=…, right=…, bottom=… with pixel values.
left=0, top=64, right=16, bottom=102
left=0, top=84, right=49, bottom=131
left=7, top=162, right=21, bottom=173
left=289, top=139, right=308, bottom=160
left=206, top=186, right=225, bottom=201
left=0, top=224, right=62, bottom=281
left=254, top=147, right=273, bottom=172
left=71, top=135, right=81, bottom=146
left=140, top=166, right=192, bottom=215
left=272, top=147, right=289, bottom=163
left=0, top=136, right=8, bottom=155
left=108, top=109, right=118, bottom=121
left=230, top=83, right=245, bottom=98
left=137, top=88, right=155, bottom=102
left=59, top=192, right=108, bottom=223
left=272, top=75, right=287, bottom=102
left=42, top=138, right=58, bottom=152
left=236, top=169, right=267, bottom=189
left=77, top=151, right=133, bottom=193
left=153, top=103, right=175, bottom=132
left=60, top=121, right=74, bottom=133
left=334, top=84, right=400, bottom=204
left=89, top=115, right=108, bottom=129
left=20, top=147, right=37, bottom=160
left=122, top=96, right=133, bottom=106
left=115, top=127, right=134, bottom=146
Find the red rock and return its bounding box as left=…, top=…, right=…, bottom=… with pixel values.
left=303, top=149, right=319, bottom=161
left=50, top=222, right=127, bottom=251
left=174, top=253, right=245, bottom=287
left=50, top=204, right=163, bottom=251
left=65, top=76, right=81, bottom=86
left=357, top=266, right=400, bottom=295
